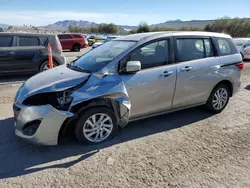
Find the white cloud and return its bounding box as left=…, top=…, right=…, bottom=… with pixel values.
left=0, top=10, right=165, bottom=26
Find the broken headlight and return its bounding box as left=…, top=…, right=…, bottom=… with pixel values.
left=23, top=89, right=74, bottom=110
left=56, top=90, right=74, bottom=110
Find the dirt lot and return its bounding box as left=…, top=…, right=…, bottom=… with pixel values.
left=0, top=64, right=250, bottom=188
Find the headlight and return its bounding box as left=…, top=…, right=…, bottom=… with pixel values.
left=56, top=90, right=73, bottom=110
left=23, top=89, right=74, bottom=110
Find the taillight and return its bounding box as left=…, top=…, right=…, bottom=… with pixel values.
left=235, top=62, right=244, bottom=70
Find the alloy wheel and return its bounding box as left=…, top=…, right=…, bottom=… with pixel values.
left=83, top=113, right=113, bottom=143
left=212, top=88, right=228, bottom=110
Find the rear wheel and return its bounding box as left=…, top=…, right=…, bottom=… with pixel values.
left=39, top=61, right=58, bottom=72
left=71, top=44, right=81, bottom=52
left=75, top=107, right=118, bottom=145
left=206, top=84, right=230, bottom=113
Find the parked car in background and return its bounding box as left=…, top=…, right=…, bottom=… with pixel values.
left=233, top=38, right=250, bottom=60
left=0, top=27, right=5, bottom=32
left=87, top=35, right=96, bottom=46
left=58, top=33, right=87, bottom=51
left=0, top=33, right=65, bottom=75
left=91, top=38, right=106, bottom=49
left=13, top=31, right=243, bottom=146
left=82, top=35, right=88, bottom=46
left=92, top=36, right=119, bottom=49
left=105, top=36, right=118, bottom=43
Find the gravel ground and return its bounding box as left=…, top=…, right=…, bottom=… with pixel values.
left=0, top=64, right=250, bottom=188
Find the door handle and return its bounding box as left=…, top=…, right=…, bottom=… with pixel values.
left=181, top=66, right=192, bottom=72
left=161, top=71, right=173, bottom=77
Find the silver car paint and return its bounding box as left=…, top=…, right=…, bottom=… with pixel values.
left=173, top=57, right=222, bottom=108
left=15, top=104, right=73, bottom=145
left=121, top=64, right=177, bottom=119
left=14, top=32, right=242, bottom=145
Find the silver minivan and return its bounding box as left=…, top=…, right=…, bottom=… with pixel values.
left=13, top=32, right=243, bottom=145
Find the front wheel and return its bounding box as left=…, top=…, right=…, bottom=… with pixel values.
left=75, top=107, right=118, bottom=145
left=206, top=84, right=230, bottom=113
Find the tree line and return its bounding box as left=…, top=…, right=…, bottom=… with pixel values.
left=130, top=18, right=250, bottom=37
left=67, top=17, right=250, bottom=37
left=68, top=23, right=119, bottom=34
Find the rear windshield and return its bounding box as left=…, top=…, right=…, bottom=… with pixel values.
left=73, top=34, right=82, bottom=38
left=58, top=35, right=72, bottom=39
left=233, top=39, right=248, bottom=46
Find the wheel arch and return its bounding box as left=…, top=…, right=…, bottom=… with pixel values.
left=213, top=80, right=233, bottom=97
left=38, top=57, right=59, bottom=71
left=58, top=96, right=130, bottom=142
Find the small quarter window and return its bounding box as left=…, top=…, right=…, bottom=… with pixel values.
left=218, top=39, right=231, bottom=55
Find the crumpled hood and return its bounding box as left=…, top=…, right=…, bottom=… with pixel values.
left=16, top=65, right=90, bottom=103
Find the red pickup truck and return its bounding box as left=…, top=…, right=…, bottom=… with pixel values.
left=58, top=33, right=87, bottom=51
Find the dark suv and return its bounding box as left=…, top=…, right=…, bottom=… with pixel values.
left=58, top=33, right=87, bottom=51
left=0, top=33, right=66, bottom=75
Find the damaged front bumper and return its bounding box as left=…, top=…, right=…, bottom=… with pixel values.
left=13, top=103, right=74, bottom=146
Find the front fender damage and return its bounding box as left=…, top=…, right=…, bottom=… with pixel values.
left=70, top=73, right=131, bottom=127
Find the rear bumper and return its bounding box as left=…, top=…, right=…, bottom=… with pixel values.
left=233, top=80, right=241, bottom=95
left=14, top=104, right=74, bottom=146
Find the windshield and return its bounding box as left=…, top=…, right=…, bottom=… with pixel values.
left=233, top=39, right=248, bottom=46
left=73, top=40, right=136, bottom=73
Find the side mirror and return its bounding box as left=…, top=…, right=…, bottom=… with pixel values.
left=126, top=61, right=141, bottom=73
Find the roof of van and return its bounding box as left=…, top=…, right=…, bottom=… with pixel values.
left=0, top=32, right=56, bottom=37
left=114, top=31, right=231, bottom=42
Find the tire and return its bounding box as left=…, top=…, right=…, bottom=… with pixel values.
left=206, top=84, right=230, bottom=113
left=71, top=44, right=81, bottom=52
left=39, top=61, right=58, bottom=72
left=75, top=107, right=118, bottom=145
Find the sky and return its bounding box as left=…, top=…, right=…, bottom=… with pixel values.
left=0, top=0, right=249, bottom=26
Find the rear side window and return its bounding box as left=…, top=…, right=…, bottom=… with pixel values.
left=214, top=38, right=238, bottom=56
left=19, top=37, right=39, bottom=46
left=72, top=34, right=82, bottom=38
left=0, top=36, right=13, bottom=47
left=176, top=38, right=214, bottom=62
left=58, top=35, right=72, bottom=39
